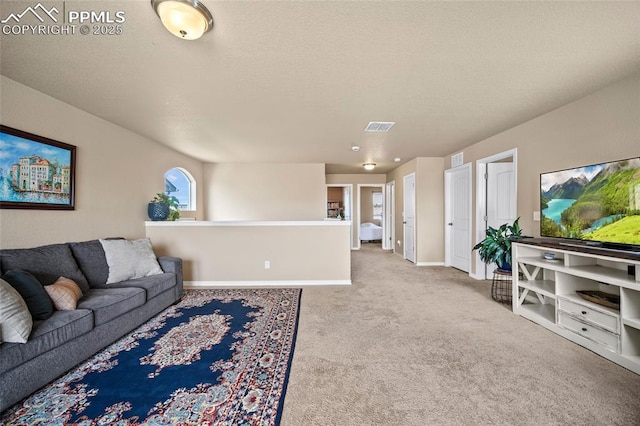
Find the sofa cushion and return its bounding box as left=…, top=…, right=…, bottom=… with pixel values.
left=69, top=239, right=110, bottom=287
left=99, top=238, right=163, bottom=284
left=2, top=270, right=54, bottom=320
left=0, top=244, right=90, bottom=292
left=45, top=277, right=84, bottom=310
left=91, top=273, right=176, bottom=300
left=78, top=287, right=145, bottom=326
left=0, top=309, right=93, bottom=375
left=0, top=278, right=33, bottom=343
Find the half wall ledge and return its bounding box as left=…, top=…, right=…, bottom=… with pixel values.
left=145, top=220, right=352, bottom=286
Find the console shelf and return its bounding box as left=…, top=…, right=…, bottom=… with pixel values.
left=518, top=279, right=556, bottom=299
left=623, top=318, right=640, bottom=331
left=513, top=240, right=640, bottom=375
left=568, top=265, right=639, bottom=289
left=519, top=303, right=556, bottom=325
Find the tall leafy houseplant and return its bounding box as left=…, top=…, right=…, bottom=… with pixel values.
left=149, top=193, right=180, bottom=221
left=473, top=218, right=522, bottom=271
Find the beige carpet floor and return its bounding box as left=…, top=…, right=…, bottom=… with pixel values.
left=280, top=243, right=640, bottom=425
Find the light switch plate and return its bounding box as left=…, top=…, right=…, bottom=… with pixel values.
left=533, top=211, right=540, bottom=221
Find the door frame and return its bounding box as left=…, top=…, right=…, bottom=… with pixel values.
left=326, top=184, right=355, bottom=249
left=444, top=162, right=472, bottom=273
left=356, top=184, right=385, bottom=250
left=473, top=148, right=518, bottom=280
left=402, top=173, right=416, bottom=262
left=385, top=180, right=395, bottom=251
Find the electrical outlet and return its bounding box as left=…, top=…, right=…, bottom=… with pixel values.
left=264, top=261, right=270, bottom=269
left=397, top=240, right=401, bottom=247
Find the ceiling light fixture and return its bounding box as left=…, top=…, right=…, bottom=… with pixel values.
left=363, top=163, right=376, bottom=171
left=394, top=157, right=401, bottom=162
left=351, top=145, right=360, bottom=152
left=151, top=0, right=214, bottom=40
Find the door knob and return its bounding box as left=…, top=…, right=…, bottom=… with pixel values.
left=448, top=222, right=453, bottom=226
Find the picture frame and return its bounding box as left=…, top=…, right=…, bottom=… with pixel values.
left=0, top=125, right=76, bottom=210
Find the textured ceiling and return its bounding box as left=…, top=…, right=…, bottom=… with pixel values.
left=1, top=1, right=639, bottom=173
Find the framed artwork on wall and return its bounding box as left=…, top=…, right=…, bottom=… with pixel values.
left=0, top=125, right=76, bottom=210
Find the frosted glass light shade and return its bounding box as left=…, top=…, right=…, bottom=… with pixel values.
left=363, top=163, right=376, bottom=171
left=152, top=0, right=213, bottom=40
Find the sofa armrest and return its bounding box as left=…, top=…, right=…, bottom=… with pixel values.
left=158, top=256, right=184, bottom=299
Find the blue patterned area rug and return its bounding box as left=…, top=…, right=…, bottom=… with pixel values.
left=2, top=288, right=302, bottom=425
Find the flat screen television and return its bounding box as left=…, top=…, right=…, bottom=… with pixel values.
left=540, top=157, right=640, bottom=253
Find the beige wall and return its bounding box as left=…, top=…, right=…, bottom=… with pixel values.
left=326, top=174, right=386, bottom=185
left=204, top=163, right=326, bottom=221
left=327, top=187, right=344, bottom=205
left=0, top=76, right=204, bottom=249
left=444, top=72, right=640, bottom=276
left=146, top=221, right=351, bottom=283
left=416, top=157, right=446, bottom=264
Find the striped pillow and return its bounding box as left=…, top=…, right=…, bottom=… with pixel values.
left=44, top=277, right=83, bottom=310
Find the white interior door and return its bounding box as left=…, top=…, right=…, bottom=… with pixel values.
left=445, top=165, right=471, bottom=272
left=485, top=162, right=516, bottom=278
left=403, top=173, right=416, bottom=263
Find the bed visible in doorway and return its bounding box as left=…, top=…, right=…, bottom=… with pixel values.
left=360, top=222, right=382, bottom=242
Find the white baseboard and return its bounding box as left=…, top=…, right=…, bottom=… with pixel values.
left=415, top=262, right=446, bottom=266
left=185, top=280, right=352, bottom=288
left=469, top=271, right=485, bottom=280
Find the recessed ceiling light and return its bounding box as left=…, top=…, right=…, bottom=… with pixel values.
left=394, top=157, right=401, bottom=162
left=363, top=163, right=376, bottom=171
left=364, top=122, right=395, bottom=132
left=351, top=145, right=360, bottom=152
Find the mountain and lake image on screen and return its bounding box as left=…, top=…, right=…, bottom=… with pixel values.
left=540, top=157, right=640, bottom=247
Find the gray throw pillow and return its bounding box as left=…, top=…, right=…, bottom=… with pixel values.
left=99, top=238, right=163, bottom=284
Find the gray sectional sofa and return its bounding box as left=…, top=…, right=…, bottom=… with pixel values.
left=0, top=239, right=183, bottom=413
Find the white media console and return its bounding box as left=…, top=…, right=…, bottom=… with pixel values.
left=512, top=240, right=640, bottom=374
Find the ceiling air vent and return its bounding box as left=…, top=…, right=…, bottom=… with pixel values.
left=364, top=121, right=395, bottom=132
left=451, top=152, right=464, bottom=168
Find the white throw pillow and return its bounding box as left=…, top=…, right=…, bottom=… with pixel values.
left=99, top=238, right=163, bottom=284
left=0, top=278, right=33, bottom=343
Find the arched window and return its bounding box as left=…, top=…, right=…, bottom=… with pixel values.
left=164, top=167, right=196, bottom=211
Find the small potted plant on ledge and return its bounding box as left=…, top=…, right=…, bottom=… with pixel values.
left=148, top=193, right=180, bottom=221
left=473, top=218, right=522, bottom=271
